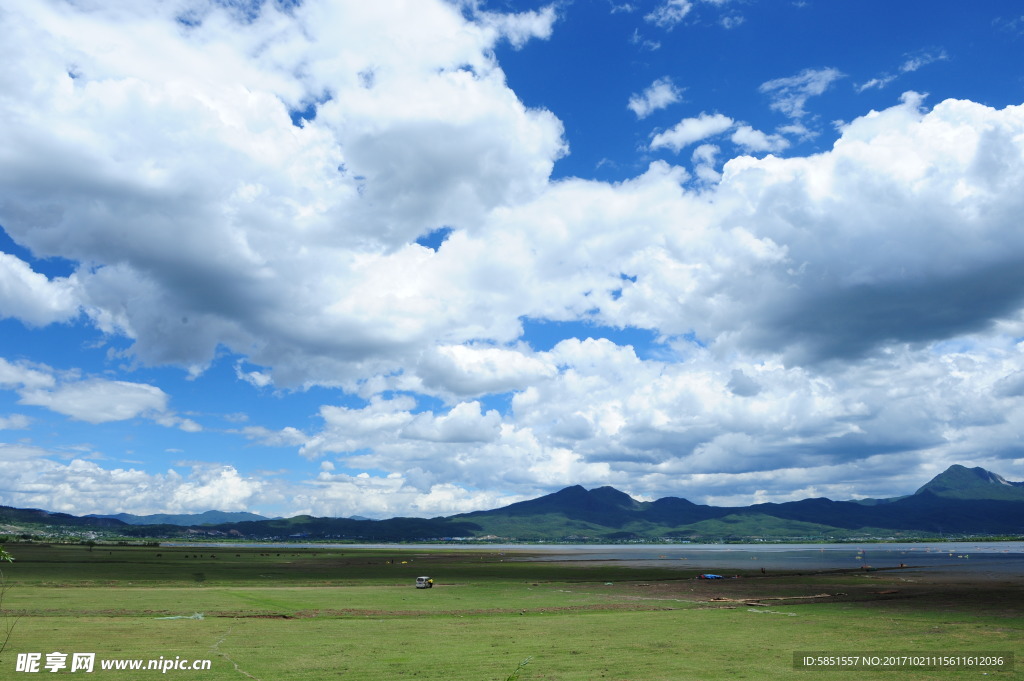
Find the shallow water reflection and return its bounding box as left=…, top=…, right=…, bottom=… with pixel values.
left=506, top=542, right=1024, bottom=576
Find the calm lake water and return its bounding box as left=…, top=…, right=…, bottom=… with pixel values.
left=166, top=541, right=1024, bottom=576
left=502, top=542, right=1024, bottom=576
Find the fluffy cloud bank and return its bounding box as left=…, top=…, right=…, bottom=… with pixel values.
left=0, top=357, right=198, bottom=429
left=0, top=446, right=267, bottom=515
left=0, top=253, right=79, bottom=326
left=2, top=0, right=1024, bottom=516
left=0, top=0, right=565, bottom=382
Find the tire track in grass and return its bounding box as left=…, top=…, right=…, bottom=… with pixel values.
left=210, top=625, right=261, bottom=680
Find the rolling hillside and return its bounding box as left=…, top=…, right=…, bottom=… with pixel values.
left=3, top=465, right=1022, bottom=542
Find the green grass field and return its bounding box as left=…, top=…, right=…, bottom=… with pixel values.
left=1, top=543, right=1020, bottom=680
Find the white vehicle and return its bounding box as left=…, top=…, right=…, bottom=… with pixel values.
left=415, top=576, right=434, bottom=589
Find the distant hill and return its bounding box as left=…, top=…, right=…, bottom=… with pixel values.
left=142, top=514, right=483, bottom=542
left=4, top=464, right=1023, bottom=542
left=446, top=464, right=1024, bottom=540
left=87, top=510, right=272, bottom=526
left=0, top=506, right=127, bottom=529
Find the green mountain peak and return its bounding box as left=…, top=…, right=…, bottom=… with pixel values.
left=914, top=464, right=1024, bottom=501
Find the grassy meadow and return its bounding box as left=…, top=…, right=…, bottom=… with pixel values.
left=0, top=543, right=1020, bottom=680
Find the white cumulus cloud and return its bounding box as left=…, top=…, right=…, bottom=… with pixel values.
left=628, top=77, right=683, bottom=118
left=730, top=125, right=790, bottom=152
left=0, top=253, right=79, bottom=326
left=760, top=67, right=843, bottom=119
left=645, top=0, right=693, bottom=29
left=650, top=112, right=734, bottom=152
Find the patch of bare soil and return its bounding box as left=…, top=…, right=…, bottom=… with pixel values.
left=613, top=568, right=1024, bottom=617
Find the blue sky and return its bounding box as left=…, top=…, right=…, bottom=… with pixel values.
left=2, top=0, right=1024, bottom=519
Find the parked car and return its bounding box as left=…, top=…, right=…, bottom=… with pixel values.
left=415, top=576, right=434, bottom=588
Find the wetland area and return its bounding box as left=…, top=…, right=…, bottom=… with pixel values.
left=1, top=541, right=1021, bottom=679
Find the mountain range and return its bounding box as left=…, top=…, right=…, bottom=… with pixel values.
left=86, top=510, right=272, bottom=526
left=2, top=465, right=1022, bottom=542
